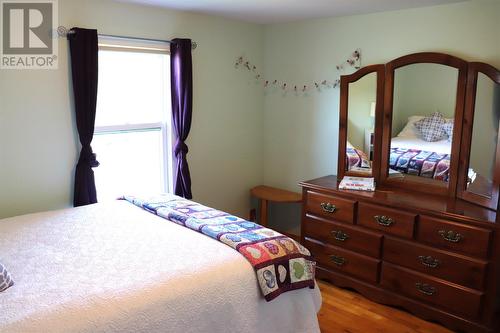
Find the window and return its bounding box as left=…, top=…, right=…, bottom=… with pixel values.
left=93, top=37, right=172, bottom=202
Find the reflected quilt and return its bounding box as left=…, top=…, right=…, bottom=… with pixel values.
left=346, top=147, right=371, bottom=170
left=389, top=147, right=450, bottom=181
left=122, top=195, right=316, bottom=301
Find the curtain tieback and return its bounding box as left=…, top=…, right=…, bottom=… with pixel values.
left=174, top=140, right=189, bottom=156
left=79, top=146, right=100, bottom=168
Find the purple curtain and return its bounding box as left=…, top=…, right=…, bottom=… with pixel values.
left=68, top=28, right=100, bottom=206
left=170, top=38, right=193, bottom=199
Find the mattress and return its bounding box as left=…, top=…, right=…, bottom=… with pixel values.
left=0, top=201, right=321, bottom=333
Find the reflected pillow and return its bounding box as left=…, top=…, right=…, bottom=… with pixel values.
left=442, top=121, right=454, bottom=142
left=396, top=116, right=425, bottom=138
left=414, top=112, right=448, bottom=142
left=0, top=262, right=14, bottom=292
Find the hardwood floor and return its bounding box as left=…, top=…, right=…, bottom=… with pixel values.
left=317, top=280, right=453, bottom=333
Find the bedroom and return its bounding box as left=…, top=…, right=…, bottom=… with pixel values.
left=1, top=0, right=500, bottom=332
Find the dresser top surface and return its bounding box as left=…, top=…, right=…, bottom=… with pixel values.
left=300, top=175, right=498, bottom=225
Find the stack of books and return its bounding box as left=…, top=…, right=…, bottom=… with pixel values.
left=339, top=176, right=375, bottom=192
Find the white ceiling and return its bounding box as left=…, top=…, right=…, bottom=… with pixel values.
left=119, top=0, right=467, bottom=24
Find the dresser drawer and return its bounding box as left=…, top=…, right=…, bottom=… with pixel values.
left=381, top=263, right=483, bottom=319
left=384, top=237, right=487, bottom=290
left=305, top=238, right=380, bottom=283
left=417, top=216, right=492, bottom=259
left=358, top=202, right=416, bottom=238
left=303, top=214, right=382, bottom=257
left=305, top=191, right=355, bottom=223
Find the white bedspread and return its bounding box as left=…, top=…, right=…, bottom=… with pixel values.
left=0, top=201, right=321, bottom=333
left=391, top=136, right=451, bottom=155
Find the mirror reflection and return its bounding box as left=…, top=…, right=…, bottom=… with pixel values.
left=389, top=63, right=458, bottom=182
left=346, top=72, right=377, bottom=176
left=467, top=73, right=500, bottom=198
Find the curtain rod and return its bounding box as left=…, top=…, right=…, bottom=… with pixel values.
left=63, top=28, right=197, bottom=50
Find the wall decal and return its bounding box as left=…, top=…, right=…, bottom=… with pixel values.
left=235, top=49, right=361, bottom=93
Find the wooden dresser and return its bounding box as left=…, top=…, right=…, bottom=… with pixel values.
left=300, top=175, right=500, bottom=333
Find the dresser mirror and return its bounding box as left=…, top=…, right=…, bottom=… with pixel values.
left=381, top=53, right=468, bottom=195
left=338, top=65, right=385, bottom=179
left=468, top=73, right=498, bottom=196
left=389, top=63, right=458, bottom=183
left=458, top=63, right=500, bottom=209
left=346, top=72, right=376, bottom=176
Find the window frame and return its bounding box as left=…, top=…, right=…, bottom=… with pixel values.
left=94, top=37, right=174, bottom=196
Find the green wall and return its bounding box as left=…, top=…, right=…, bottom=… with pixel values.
left=0, top=0, right=265, bottom=219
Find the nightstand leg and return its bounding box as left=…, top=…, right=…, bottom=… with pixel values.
left=259, top=199, right=268, bottom=227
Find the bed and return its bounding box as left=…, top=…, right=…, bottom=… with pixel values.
left=345, top=114, right=454, bottom=181
left=389, top=136, right=451, bottom=181
left=345, top=138, right=451, bottom=181
left=389, top=115, right=452, bottom=181
left=0, top=199, right=321, bottom=333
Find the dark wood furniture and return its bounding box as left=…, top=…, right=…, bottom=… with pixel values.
left=301, top=53, right=500, bottom=333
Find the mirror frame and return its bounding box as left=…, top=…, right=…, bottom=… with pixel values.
left=457, top=62, right=500, bottom=210
left=338, top=64, right=385, bottom=181
left=380, top=52, right=468, bottom=196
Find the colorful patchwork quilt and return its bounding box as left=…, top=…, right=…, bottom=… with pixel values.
left=121, top=195, right=316, bottom=301
left=346, top=147, right=371, bottom=170
left=389, top=147, right=450, bottom=181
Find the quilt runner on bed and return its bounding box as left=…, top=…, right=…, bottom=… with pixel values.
left=122, top=195, right=316, bottom=301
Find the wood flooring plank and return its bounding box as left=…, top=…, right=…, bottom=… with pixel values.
left=317, top=281, right=453, bottom=333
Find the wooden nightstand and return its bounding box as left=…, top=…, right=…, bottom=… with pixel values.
left=250, top=185, right=302, bottom=241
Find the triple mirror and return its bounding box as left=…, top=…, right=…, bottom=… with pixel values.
left=339, top=53, right=500, bottom=210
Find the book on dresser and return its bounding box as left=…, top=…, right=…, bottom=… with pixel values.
left=338, top=176, right=375, bottom=191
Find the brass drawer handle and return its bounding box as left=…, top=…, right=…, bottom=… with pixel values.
left=330, top=255, right=346, bottom=266
left=438, top=230, right=463, bottom=243
left=418, top=255, right=440, bottom=268
left=321, top=202, right=337, bottom=213
left=415, top=282, right=436, bottom=296
left=374, top=215, right=394, bottom=227
left=331, top=230, right=349, bottom=242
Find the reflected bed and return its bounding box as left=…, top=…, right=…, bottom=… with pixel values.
left=389, top=137, right=451, bottom=181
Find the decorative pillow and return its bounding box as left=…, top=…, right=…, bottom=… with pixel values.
left=0, top=262, right=14, bottom=292
left=414, top=112, right=448, bottom=142
left=442, top=121, right=454, bottom=142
